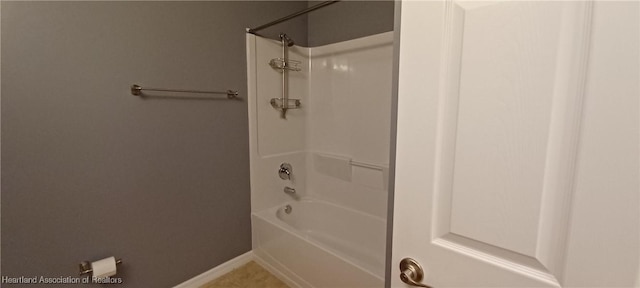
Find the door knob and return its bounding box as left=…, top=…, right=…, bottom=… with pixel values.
left=399, top=258, right=432, bottom=288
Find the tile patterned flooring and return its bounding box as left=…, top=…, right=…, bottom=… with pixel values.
left=200, top=261, right=289, bottom=288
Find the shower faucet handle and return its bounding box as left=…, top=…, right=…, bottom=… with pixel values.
left=278, top=163, right=292, bottom=180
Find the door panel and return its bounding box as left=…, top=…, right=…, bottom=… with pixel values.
left=448, top=1, right=569, bottom=257
left=391, top=0, right=638, bottom=287
left=435, top=0, right=591, bottom=280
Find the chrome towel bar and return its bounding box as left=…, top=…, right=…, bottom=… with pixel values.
left=350, top=160, right=387, bottom=171
left=130, top=84, right=238, bottom=99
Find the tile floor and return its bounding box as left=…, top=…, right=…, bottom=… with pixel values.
left=200, top=261, right=289, bottom=288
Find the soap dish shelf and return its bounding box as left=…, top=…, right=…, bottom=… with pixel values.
left=269, top=58, right=301, bottom=72
left=271, top=98, right=301, bottom=110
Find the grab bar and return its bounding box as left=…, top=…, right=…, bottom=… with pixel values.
left=130, top=84, right=239, bottom=99
left=350, top=160, right=387, bottom=171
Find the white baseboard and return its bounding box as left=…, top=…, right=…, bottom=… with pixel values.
left=173, top=251, right=254, bottom=288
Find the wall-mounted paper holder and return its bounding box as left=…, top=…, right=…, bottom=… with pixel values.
left=79, top=258, right=123, bottom=276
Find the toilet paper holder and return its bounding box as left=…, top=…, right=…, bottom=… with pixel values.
left=79, top=258, right=123, bottom=276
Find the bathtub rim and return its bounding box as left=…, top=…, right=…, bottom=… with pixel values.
left=256, top=197, right=387, bottom=223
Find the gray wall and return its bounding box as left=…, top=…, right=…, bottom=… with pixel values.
left=307, top=0, right=394, bottom=46
left=1, top=2, right=307, bottom=287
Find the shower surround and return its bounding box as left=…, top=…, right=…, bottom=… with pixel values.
left=246, top=32, right=393, bottom=287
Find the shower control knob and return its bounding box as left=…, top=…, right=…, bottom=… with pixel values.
left=278, top=163, right=292, bottom=180
left=399, top=258, right=432, bottom=288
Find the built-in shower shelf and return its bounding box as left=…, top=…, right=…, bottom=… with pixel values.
left=270, top=98, right=301, bottom=110
left=269, top=58, right=301, bottom=72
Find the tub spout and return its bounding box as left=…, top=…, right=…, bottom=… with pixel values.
left=284, top=186, right=296, bottom=195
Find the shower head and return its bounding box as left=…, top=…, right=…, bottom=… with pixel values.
left=280, top=33, right=295, bottom=47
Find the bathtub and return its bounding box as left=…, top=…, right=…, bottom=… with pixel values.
left=252, top=199, right=386, bottom=288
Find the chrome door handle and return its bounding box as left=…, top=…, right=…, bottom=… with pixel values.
left=400, top=258, right=432, bottom=288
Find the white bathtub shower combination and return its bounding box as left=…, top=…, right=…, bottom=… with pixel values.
left=246, top=32, right=393, bottom=287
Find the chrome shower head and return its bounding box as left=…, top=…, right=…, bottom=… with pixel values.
left=280, top=33, right=295, bottom=47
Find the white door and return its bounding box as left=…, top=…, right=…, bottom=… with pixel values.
left=391, top=1, right=639, bottom=287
